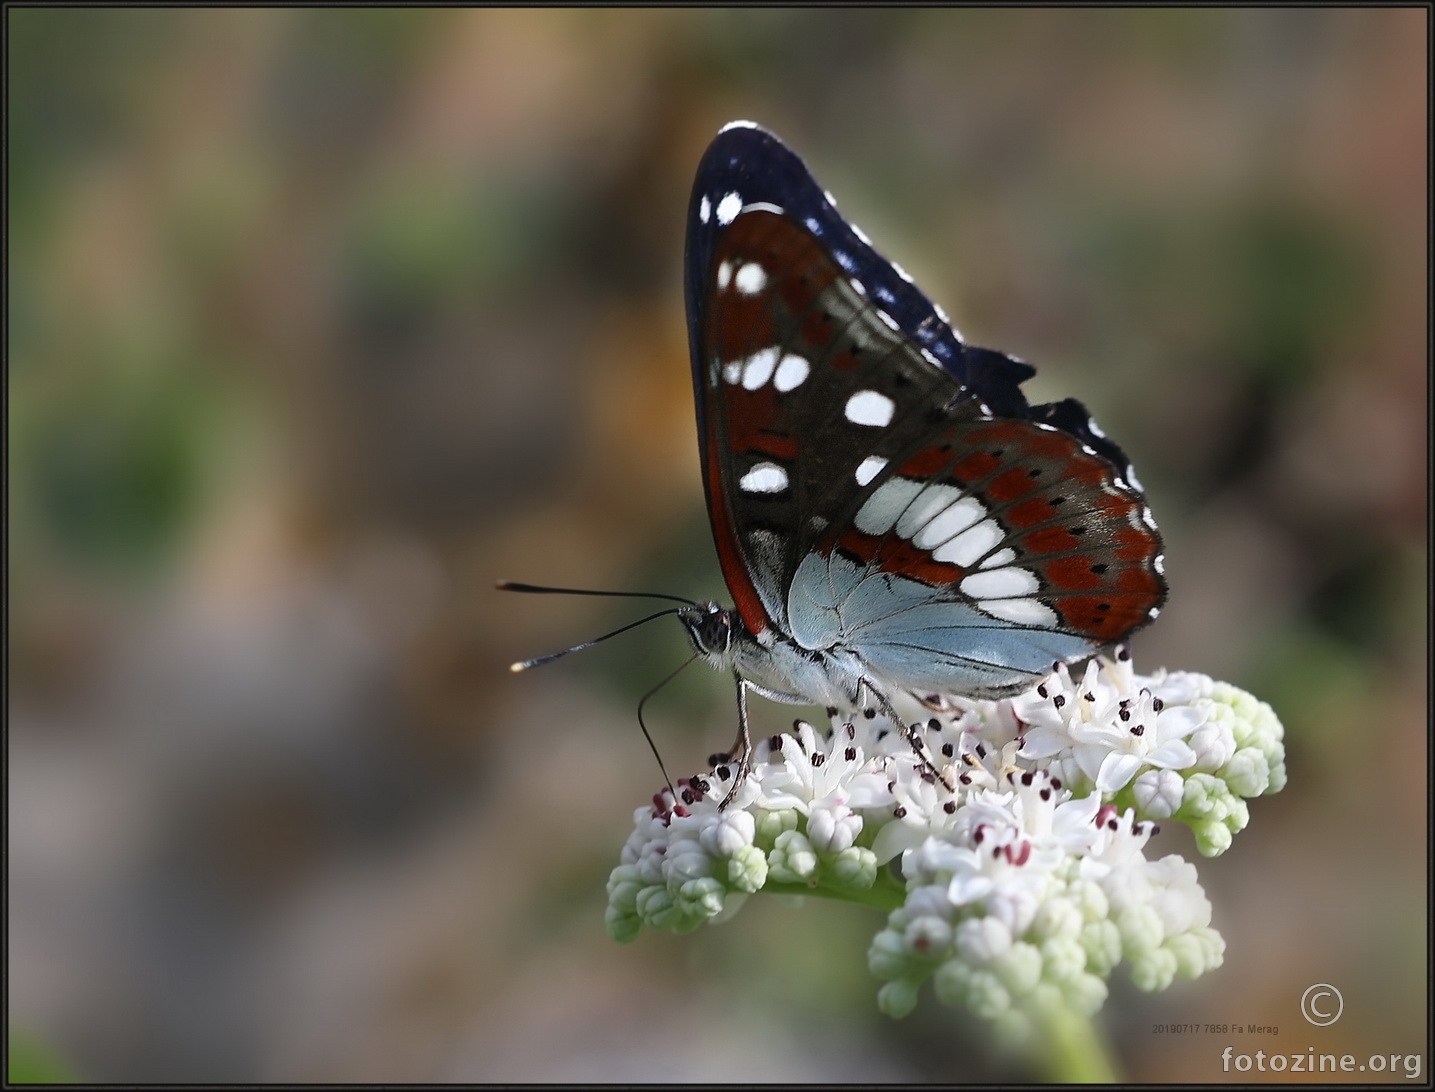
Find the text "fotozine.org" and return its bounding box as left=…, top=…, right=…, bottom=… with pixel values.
left=1221, top=1047, right=1422, bottom=1079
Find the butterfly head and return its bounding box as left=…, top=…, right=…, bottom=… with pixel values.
left=678, top=602, right=738, bottom=667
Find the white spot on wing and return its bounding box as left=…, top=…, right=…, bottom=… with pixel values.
left=722, top=360, right=743, bottom=384
left=741, top=346, right=780, bottom=389
left=960, top=566, right=1040, bottom=599
left=980, top=598, right=1058, bottom=627
left=773, top=353, right=810, bottom=392
left=1141, top=507, right=1158, bottom=530
left=716, top=192, right=742, bottom=225
left=848, top=276, right=865, bottom=295
left=855, top=477, right=924, bottom=535
left=1127, top=466, right=1144, bottom=492
left=719, top=119, right=762, bottom=133
left=1087, top=418, right=1107, bottom=439
left=739, top=462, right=788, bottom=493
left=735, top=261, right=767, bottom=295
left=844, top=389, right=895, bottom=427
left=855, top=455, right=887, bottom=486
left=979, top=547, right=1017, bottom=569
left=1154, top=554, right=1165, bottom=575
left=851, top=223, right=871, bottom=245
left=1148, top=606, right=1161, bottom=619
left=742, top=201, right=785, bottom=216
left=932, top=519, right=1004, bottom=566
left=891, top=261, right=914, bottom=283
left=717, top=260, right=733, bottom=289
left=911, top=496, right=986, bottom=549
left=920, top=348, right=943, bottom=369
left=824, top=189, right=839, bottom=208
left=876, top=309, right=899, bottom=331
left=933, top=302, right=951, bottom=323
left=895, top=484, right=964, bottom=539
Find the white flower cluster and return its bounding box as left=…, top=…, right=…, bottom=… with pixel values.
left=605, top=652, right=1284, bottom=1029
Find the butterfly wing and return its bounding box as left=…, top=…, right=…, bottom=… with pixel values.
left=684, top=122, right=1166, bottom=695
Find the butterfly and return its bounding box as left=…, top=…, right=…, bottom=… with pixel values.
left=672, top=121, right=1166, bottom=801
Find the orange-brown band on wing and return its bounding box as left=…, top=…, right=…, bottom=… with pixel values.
left=704, top=430, right=771, bottom=636
left=835, top=528, right=968, bottom=587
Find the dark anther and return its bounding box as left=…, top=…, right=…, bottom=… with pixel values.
left=709, top=752, right=731, bottom=767
left=845, top=746, right=857, bottom=761
left=845, top=723, right=856, bottom=739
left=1090, top=562, right=1108, bottom=574
left=681, top=789, right=696, bottom=805
left=1040, top=788, right=1051, bottom=801
left=863, top=708, right=877, bottom=719
left=941, top=743, right=954, bottom=757
left=975, top=743, right=986, bottom=758
left=959, top=773, right=972, bottom=784
left=1152, top=697, right=1165, bottom=712
left=1117, top=647, right=1131, bottom=661
left=793, top=719, right=806, bottom=733
left=1053, top=695, right=1066, bottom=709
left=826, top=706, right=838, bottom=717
left=1084, top=693, right=1095, bottom=702
left=920, top=769, right=936, bottom=783
left=876, top=729, right=888, bottom=740
left=1037, top=684, right=1048, bottom=698
left=973, top=828, right=984, bottom=844
left=894, top=806, right=907, bottom=819
left=769, top=734, right=783, bottom=751
left=1051, top=778, right=1062, bottom=789
left=716, top=765, right=731, bottom=781
left=1107, top=818, right=1119, bottom=830
left=927, top=717, right=941, bottom=731
left=992, top=846, right=1002, bottom=859
left=1131, top=724, right=1145, bottom=736
left=1020, top=772, right=1034, bottom=786
left=811, top=753, right=826, bottom=766
left=944, top=801, right=956, bottom=814
left=695, top=778, right=711, bottom=794
left=1119, top=708, right=1131, bottom=722
left=1152, top=824, right=1162, bottom=835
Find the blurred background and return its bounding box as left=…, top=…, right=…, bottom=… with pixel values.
left=7, top=8, right=1426, bottom=1082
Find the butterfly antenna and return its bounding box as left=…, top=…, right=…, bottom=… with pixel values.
left=507, top=606, right=687, bottom=672
left=497, top=581, right=696, bottom=607
left=636, top=652, right=700, bottom=801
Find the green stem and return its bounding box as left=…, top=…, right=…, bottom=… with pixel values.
left=763, top=870, right=907, bottom=912
left=755, top=870, right=1118, bottom=1080
left=1036, top=1006, right=1120, bottom=1083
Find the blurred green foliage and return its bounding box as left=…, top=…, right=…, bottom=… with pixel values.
left=7, top=1029, right=79, bottom=1085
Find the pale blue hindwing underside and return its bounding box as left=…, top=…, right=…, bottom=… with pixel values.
left=787, top=551, right=1096, bottom=695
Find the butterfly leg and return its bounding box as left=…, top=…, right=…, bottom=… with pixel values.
left=857, top=677, right=954, bottom=792
left=718, top=672, right=754, bottom=810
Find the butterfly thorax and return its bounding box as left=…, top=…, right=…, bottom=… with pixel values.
left=679, top=601, right=867, bottom=710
